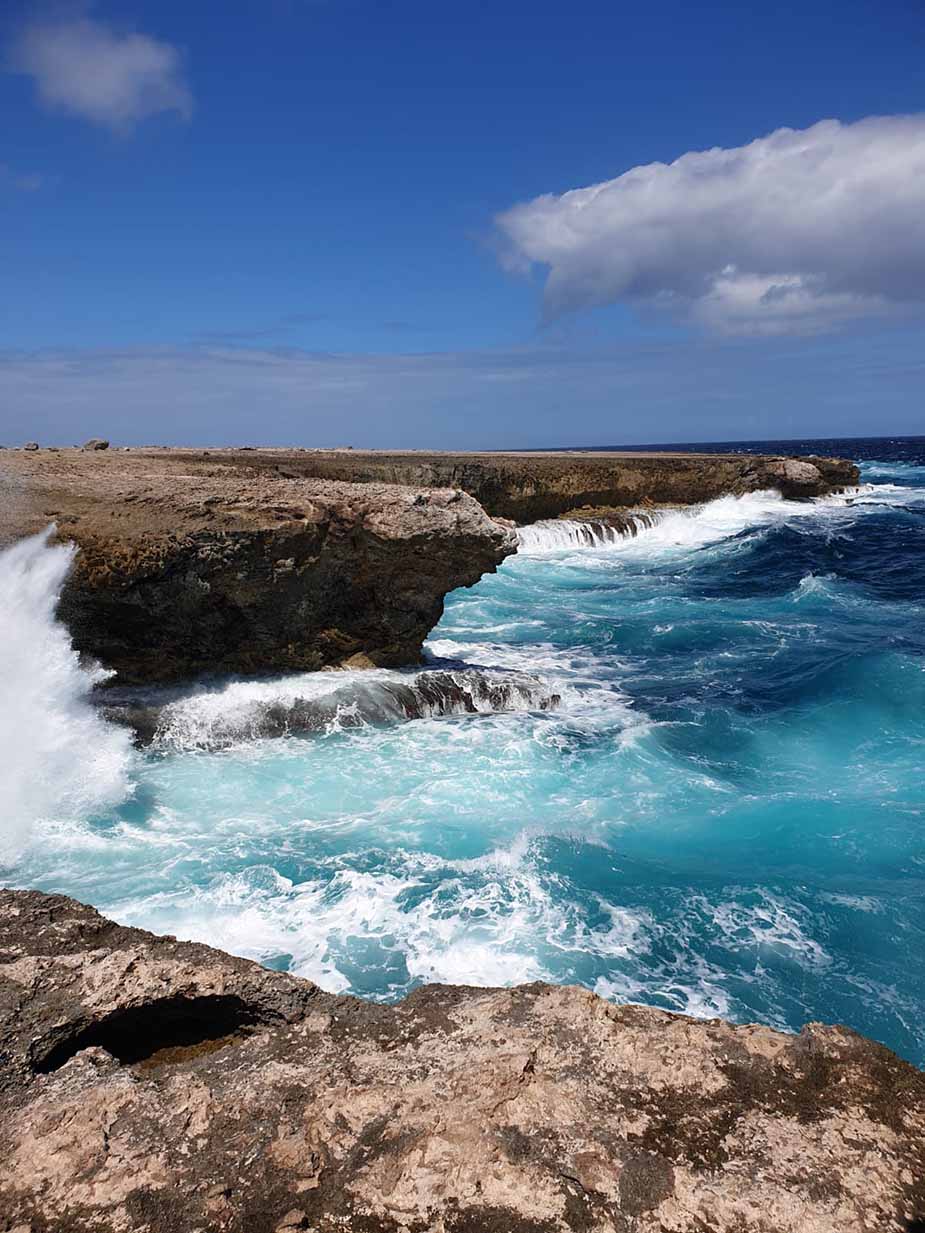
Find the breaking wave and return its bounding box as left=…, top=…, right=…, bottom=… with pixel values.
left=516, top=488, right=867, bottom=557
left=0, top=528, right=134, bottom=864
left=517, top=511, right=663, bottom=551
left=107, top=668, right=561, bottom=751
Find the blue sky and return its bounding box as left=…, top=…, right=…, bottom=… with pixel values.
left=1, top=0, right=923, bottom=447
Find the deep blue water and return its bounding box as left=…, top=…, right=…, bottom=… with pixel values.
left=5, top=436, right=925, bottom=1066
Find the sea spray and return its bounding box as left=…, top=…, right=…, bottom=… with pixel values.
left=0, top=527, right=133, bottom=863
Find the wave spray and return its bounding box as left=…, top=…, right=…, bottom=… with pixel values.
left=0, top=527, right=133, bottom=863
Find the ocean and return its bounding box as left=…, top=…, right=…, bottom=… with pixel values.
left=2, top=436, right=924, bottom=1066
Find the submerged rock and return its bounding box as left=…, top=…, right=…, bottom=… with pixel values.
left=1, top=890, right=922, bottom=1232
left=102, top=667, right=562, bottom=749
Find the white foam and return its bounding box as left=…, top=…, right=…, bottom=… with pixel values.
left=703, top=891, right=831, bottom=968
left=0, top=528, right=134, bottom=863
left=517, top=512, right=662, bottom=552
left=516, top=487, right=870, bottom=560
left=141, top=667, right=560, bottom=751
left=104, top=834, right=654, bottom=998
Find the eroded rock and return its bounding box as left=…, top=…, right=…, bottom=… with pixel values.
left=0, top=450, right=515, bottom=683
left=1, top=890, right=922, bottom=1232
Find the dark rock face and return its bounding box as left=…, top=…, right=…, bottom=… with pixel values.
left=81, top=438, right=110, bottom=451
left=0, top=450, right=515, bottom=684
left=58, top=489, right=512, bottom=684
left=1, top=891, right=923, bottom=1232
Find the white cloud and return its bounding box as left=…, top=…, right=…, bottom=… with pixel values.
left=10, top=16, right=192, bottom=134
left=496, top=116, right=925, bottom=335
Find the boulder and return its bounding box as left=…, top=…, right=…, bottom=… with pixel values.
left=757, top=457, right=825, bottom=498
left=81, top=438, right=110, bottom=450
left=22, top=441, right=39, bottom=451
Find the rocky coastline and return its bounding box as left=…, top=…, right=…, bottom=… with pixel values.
left=0, top=890, right=922, bottom=1232
left=2, top=447, right=922, bottom=1233
left=0, top=446, right=859, bottom=684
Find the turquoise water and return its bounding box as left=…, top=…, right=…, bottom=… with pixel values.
left=5, top=444, right=925, bottom=1066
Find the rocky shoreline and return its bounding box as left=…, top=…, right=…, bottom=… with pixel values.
left=0, top=890, right=922, bottom=1232
left=0, top=446, right=859, bottom=683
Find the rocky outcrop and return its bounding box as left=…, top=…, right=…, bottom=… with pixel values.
left=0, top=446, right=859, bottom=683
left=1, top=890, right=922, bottom=1233
left=225, top=448, right=860, bottom=521
left=0, top=450, right=515, bottom=684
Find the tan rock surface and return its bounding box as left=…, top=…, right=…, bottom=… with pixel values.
left=1, top=891, right=922, bottom=1232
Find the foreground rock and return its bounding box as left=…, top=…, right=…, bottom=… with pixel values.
left=1, top=891, right=922, bottom=1232
left=0, top=450, right=514, bottom=683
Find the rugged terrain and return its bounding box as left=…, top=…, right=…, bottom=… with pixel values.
left=0, top=890, right=922, bottom=1233
left=0, top=447, right=859, bottom=683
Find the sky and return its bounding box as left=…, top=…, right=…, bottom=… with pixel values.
left=1, top=0, right=923, bottom=448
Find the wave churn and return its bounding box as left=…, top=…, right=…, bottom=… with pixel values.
left=3, top=440, right=924, bottom=1067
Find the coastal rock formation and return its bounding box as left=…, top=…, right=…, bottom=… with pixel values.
left=0, top=446, right=859, bottom=683
left=232, top=448, right=861, bottom=522
left=0, top=450, right=514, bottom=683
left=1, top=890, right=922, bottom=1233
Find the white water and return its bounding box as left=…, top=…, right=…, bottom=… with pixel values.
left=0, top=527, right=134, bottom=863
left=516, top=488, right=866, bottom=557
left=517, top=512, right=663, bottom=551
left=132, top=667, right=560, bottom=751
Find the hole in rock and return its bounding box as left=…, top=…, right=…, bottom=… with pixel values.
left=33, top=994, right=266, bottom=1073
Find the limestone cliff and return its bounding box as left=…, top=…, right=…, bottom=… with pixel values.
left=1, top=891, right=922, bottom=1232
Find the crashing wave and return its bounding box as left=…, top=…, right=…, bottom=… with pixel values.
left=517, top=512, right=663, bottom=552
left=104, top=668, right=561, bottom=751
left=0, top=528, right=134, bottom=863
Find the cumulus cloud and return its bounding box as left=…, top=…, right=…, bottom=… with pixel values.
left=496, top=116, right=925, bottom=335
left=9, top=15, right=192, bottom=134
